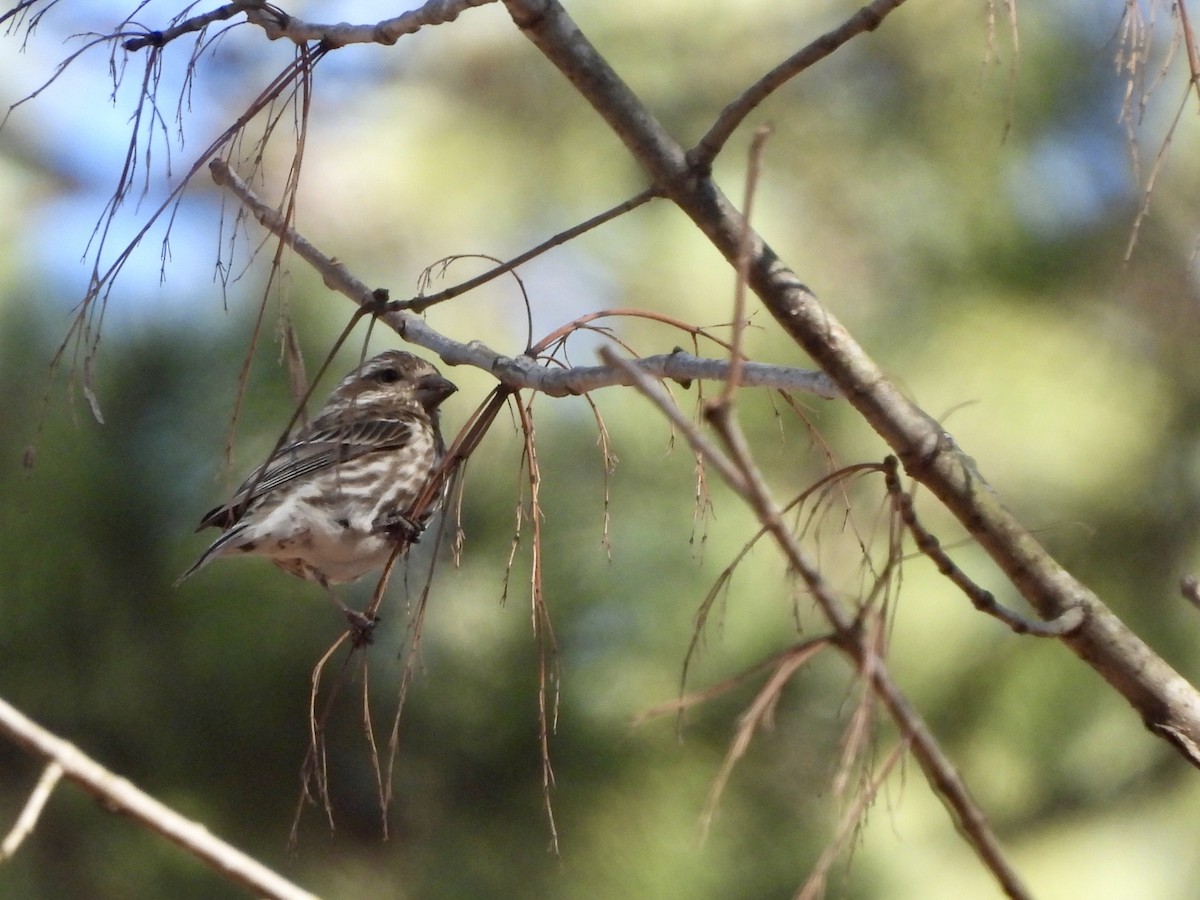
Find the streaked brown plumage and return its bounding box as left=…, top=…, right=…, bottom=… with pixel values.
left=179, top=350, right=456, bottom=586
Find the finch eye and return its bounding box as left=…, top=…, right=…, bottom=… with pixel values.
left=374, top=368, right=402, bottom=384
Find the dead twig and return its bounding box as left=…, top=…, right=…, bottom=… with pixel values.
left=690, top=0, right=910, bottom=166
left=882, top=456, right=1085, bottom=637
left=601, top=346, right=1032, bottom=900
left=206, top=159, right=839, bottom=399
left=0, top=761, right=62, bottom=861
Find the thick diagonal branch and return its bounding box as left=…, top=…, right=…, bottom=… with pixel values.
left=502, top=0, right=1200, bottom=764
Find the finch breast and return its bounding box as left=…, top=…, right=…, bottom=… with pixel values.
left=241, top=429, right=439, bottom=584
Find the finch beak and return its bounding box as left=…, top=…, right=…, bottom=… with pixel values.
left=416, top=373, right=457, bottom=409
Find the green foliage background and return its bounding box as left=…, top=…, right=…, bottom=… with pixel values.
left=3, top=1, right=1200, bottom=897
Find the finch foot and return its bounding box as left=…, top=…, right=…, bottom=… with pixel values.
left=375, top=511, right=424, bottom=543
left=317, top=576, right=379, bottom=646
left=343, top=608, right=379, bottom=647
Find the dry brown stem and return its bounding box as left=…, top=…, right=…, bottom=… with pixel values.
left=602, top=346, right=1031, bottom=899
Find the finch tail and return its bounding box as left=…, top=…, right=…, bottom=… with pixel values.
left=174, top=523, right=250, bottom=587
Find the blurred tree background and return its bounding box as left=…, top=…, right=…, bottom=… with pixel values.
left=3, top=1, right=1200, bottom=897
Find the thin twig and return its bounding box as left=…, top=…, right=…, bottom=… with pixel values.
left=1178, top=0, right=1200, bottom=108
left=291, top=633, right=354, bottom=847
left=636, top=637, right=834, bottom=724
left=514, top=395, right=561, bottom=854
left=207, top=159, right=839, bottom=399
left=407, top=188, right=660, bottom=313
left=796, top=738, right=909, bottom=900
left=882, top=457, right=1085, bottom=637
left=45, top=47, right=329, bottom=424
left=700, top=640, right=830, bottom=839
left=600, top=347, right=1032, bottom=900
left=0, top=761, right=63, bottom=861
left=244, top=0, right=497, bottom=47
left=680, top=463, right=884, bottom=704
left=122, top=1, right=263, bottom=51
left=721, top=123, right=772, bottom=407
left=690, top=0, right=910, bottom=166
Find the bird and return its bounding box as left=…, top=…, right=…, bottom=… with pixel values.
left=178, top=350, right=457, bottom=598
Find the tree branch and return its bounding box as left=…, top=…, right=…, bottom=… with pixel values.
left=883, top=456, right=1085, bottom=637
left=0, top=760, right=61, bottom=861
left=243, top=0, right=497, bottom=48
left=600, top=347, right=1033, bottom=900
left=0, top=696, right=318, bottom=900
left=118, top=0, right=501, bottom=52
left=121, top=1, right=261, bottom=51
left=691, top=0, right=910, bottom=166
left=502, top=0, right=1200, bottom=766
left=207, top=159, right=839, bottom=400
left=406, top=187, right=660, bottom=314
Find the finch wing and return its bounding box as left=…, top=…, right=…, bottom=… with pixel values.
left=198, top=414, right=421, bottom=529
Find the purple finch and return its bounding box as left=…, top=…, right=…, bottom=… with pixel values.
left=180, top=350, right=456, bottom=588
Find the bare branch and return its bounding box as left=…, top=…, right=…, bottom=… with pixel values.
left=118, top=0, right=500, bottom=51
left=691, top=0, right=910, bottom=166
left=503, top=0, right=1200, bottom=768
left=207, top=158, right=839, bottom=400
left=883, top=456, right=1086, bottom=637
left=244, top=0, right=497, bottom=48
left=0, top=696, right=318, bottom=900
left=721, top=122, right=772, bottom=407
left=601, top=346, right=1033, bottom=900
left=122, top=1, right=260, bottom=51
left=0, top=761, right=62, bottom=861
left=408, top=187, right=660, bottom=314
